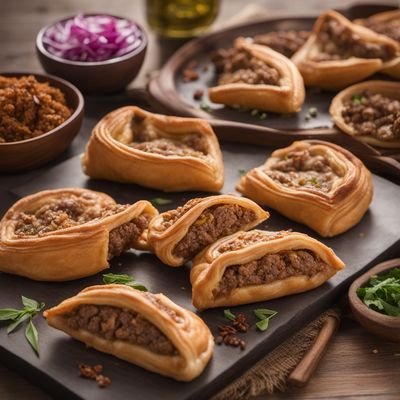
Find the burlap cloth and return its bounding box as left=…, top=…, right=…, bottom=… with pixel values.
left=212, top=308, right=341, bottom=400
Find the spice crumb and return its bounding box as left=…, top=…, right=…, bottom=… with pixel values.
left=79, top=363, right=111, bottom=388
left=96, top=374, right=112, bottom=388
left=372, top=349, right=379, bottom=354
left=358, top=232, right=365, bottom=238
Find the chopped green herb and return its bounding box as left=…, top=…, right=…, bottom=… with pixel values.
left=0, top=296, right=44, bottom=356
left=200, top=101, right=210, bottom=111
left=259, top=112, right=268, bottom=120
left=309, top=176, right=318, bottom=186
left=102, top=273, right=148, bottom=292
left=224, top=309, right=236, bottom=321
left=250, top=109, right=259, bottom=117
left=254, top=308, right=278, bottom=332
left=308, top=107, right=318, bottom=117
left=150, top=197, right=172, bottom=206
left=351, top=94, right=363, bottom=105
left=357, top=268, right=400, bottom=317
left=238, top=169, right=247, bottom=177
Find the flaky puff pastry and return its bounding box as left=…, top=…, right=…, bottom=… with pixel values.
left=354, top=10, right=400, bottom=79
left=191, top=230, right=345, bottom=310
left=236, top=141, right=373, bottom=237
left=0, top=188, right=157, bottom=281
left=148, top=195, right=269, bottom=267
left=330, top=80, right=400, bottom=149
left=44, top=284, right=214, bottom=381
left=209, top=37, right=305, bottom=113
left=82, top=106, right=224, bottom=192
left=292, top=10, right=399, bottom=90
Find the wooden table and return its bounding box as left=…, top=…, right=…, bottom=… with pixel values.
left=0, top=0, right=399, bottom=399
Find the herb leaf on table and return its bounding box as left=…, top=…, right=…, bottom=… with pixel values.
left=102, top=273, right=148, bottom=292
left=254, top=308, right=278, bottom=332
left=0, top=296, right=44, bottom=355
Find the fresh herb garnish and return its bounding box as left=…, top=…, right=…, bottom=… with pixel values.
left=351, top=94, right=363, bottom=105
left=150, top=197, right=172, bottom=206
left=357, top=268, right=400, bottom=317
left=305, top=107, right=318, bottom=121
left=250, top=109, right=259, bottom=117
left=259, top=112, right=268, bottom=120
left=238, top=168, right=247, bottom=177
left=102, top=273, right=148, bottom=292
left=224, top=309, right=236, bottom=321
left=0, top=296, right=44, bottom=355
left=200, top=101, right=210, bottom=111
left=309, top=176, right=319, bottom=186
left=254, top=308, right=278, bottom=331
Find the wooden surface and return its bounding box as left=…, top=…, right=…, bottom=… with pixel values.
left=0, top=0, right=399, bottom=399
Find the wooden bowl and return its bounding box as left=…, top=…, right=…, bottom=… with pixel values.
left=349, top=259, right=400, bottom=342
left=0, top=72, right=84, bottom=172
left=36, top=14, right=147, bottom=94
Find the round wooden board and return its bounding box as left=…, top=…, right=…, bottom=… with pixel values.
left=147, top=3, right=400, bottom=182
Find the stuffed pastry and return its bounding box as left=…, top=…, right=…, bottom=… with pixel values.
left=209, top=37, right=305, bottom=113
left=330, top=80, right=400, bottom=149
left=236, top=140, right=373, bottom=237
left=44, top=284, right=214, bottom=381
left=292, top=10, right=399, bottom=90
left=191, top=229, right=345, bottom=310
left=148, top=194, right=269, bottom=267
left=83, top=106, right=224, bottom=192
left=354, top=9, right=400, bottom=79
left=0, top=188, right=157, bottom=281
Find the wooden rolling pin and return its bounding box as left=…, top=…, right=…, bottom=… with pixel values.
left=288, top=315, right=340, bottom=387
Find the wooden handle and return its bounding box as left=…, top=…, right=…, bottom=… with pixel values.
left=288, top=315, right=339, bottom=387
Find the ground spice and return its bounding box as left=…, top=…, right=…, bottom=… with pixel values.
left=216, top=313, right=249, bottom=350
left=0, top=75, right=72, bottom=143
left=79, top=363, right=111, bottom=388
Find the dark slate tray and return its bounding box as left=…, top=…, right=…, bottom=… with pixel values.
left=1, top=140, right=399, bottom=400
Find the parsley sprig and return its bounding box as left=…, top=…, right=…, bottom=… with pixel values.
left=150, top=197, right=172, bottom=206
left=0, top=296, right=44, bottom=355
left=102, top=273, right=148, bottom=292
left=357, top=268, right=400, bottom=317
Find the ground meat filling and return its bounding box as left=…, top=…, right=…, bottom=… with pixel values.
left=108, top=214, right=151, bottom=259
left=211, top=47, right=281, bottom=86
left=341, top=90, right=400, bottom=142
left=265, top=149, right=340, bottom=193
left=173, top=204, right=256, bottom=261
left=215, top=230, right=287, bottom=257
left=14, top=194, right=126, bottom=236
left=65, top=304, right=178, bottom=356
left=253, top=30, right=310, bottom=58
left=128, top=115, right=207, bottom=158
left=213, top=250, right=330, bottom=298
left=362, top=18, right=400, bottom=42
left=159, top=198, right=205, bottom=231
left=313, top=17, right=396, bottom=61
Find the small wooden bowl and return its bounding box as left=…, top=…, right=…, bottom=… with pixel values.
left=36, top=14, right=147, bottom=94
left=349, top=258, right=400, bottom=342
left=0, top=72, right=84, bottom=172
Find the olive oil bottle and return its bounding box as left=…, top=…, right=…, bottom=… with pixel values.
left=146, top=0, right=220, bottom=38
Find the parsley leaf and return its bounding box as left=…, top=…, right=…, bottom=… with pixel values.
left=150, top=198, right=172, bottom=206
left=224, top=309, right=236, bottom=321
left=254, top=308, right=278, bottom=332
left=351, top=94, right=363, bottom=105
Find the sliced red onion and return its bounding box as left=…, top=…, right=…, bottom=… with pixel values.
left=42, top=14, right=143, bottom=62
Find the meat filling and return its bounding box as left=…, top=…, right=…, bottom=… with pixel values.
left=265, top=149, right=340, bottom=193
left=361, top=18, right=400, bottom=42
left=65, top=304, right=178, bottom=356
left=341, top=90, right=400, bottom=142
left=253, top=30, right=310, bottom=58
left=211, top=47, right=281, bottom=86
left=313, top=17, right=396, bottom=61
left=173, top=204, right=256, bottom=261
left=108, top=214, right=150, bottom=259
left=14, top=194, right=126, bottom=236
left=213, top=249, right=330, bottom=297
left=128, top=115, right=207, bottom=158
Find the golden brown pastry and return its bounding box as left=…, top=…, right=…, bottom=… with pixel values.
left=44, top=284, right=214, bottom=381
left=148, top=194, right=269, bottom=267
left=354, top=9, right=400, bottom=79
left=209, top=37, right=305, bottom=113
left=0, top=188, right=157, bottom=281
left=82, top=106, right=224, bottom=192
left=292, top=10, right=399, bottom=90
left=236, top=140, right=373, bottom=237
left=330, top=80, right=400, bottom=149
left=191, top=230, right=345, bottom=310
